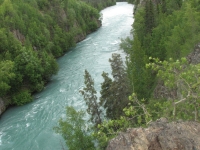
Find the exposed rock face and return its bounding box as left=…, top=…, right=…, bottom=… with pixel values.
left=106, top=118, right=200, bottom=150
left=187, top=43, right=200, bottom=64
left=12, top=29, right=25, bottom=44
left=0, top=98, right=6, bottom=115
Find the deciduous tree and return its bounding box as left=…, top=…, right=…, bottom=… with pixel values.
left=54, top=106, right=95, bottom=150
left=147, top=57, right=200, bottom=121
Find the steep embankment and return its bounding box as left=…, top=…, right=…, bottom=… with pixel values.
left=82, top=0, right=116, bottom=10
left=105, top=0, right=200, bottom=149
left=0, top=0, right=115, bottom=114
left=106, top=118, right=200, bottom=150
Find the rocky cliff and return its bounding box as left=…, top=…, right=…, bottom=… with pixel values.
left=187, top=43, right=200, bottom=64
left=0, top=98, right=6, bottom=115
left=106, top=118, right=200, bottom=150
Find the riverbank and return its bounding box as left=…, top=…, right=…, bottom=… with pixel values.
left=0, top=19, right=101, bottom=116
left=0, top=0, right=112, bottom=116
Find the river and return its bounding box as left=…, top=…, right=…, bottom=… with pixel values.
left=0, top=2, right=134, bottom=150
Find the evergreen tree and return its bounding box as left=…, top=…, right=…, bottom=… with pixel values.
left=80, top=70, right=102, bottom=127
left=100, top=71, right=113, bottom=118
left=144, top=0, right=155, bottom=34
left=161, top=0, right=167, bottom=14
left=127, top=35, right=154, bottom=100
left=100, top=53, right=131, bottom=119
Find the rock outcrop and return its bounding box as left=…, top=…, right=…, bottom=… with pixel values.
left=187, top=43, right=200, bottom=64
left=106, top=118, right=200, bottom=150
left=0, top=98, right=6, bottom=115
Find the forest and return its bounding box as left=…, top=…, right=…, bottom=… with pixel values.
left=54, top=0, right=200, bottom=149
left=0, top=0, right=115, bottom=106
left=1, top=0, right=200, bottom=149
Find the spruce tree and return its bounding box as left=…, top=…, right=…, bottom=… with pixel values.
left=80, top=70, right=102, bottom=127
left=161, top=0, right=167, bottom=14
left=100, top=72, right=113, bottom=118
left=100, top=53, right=131, bottom=119
left=145, top=0, right=155, bottom=34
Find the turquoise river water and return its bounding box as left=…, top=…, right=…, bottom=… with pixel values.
left=0, top=2, right=134, bottom=150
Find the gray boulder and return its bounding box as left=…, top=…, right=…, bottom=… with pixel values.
left=106, top=118, right=200, bottom=150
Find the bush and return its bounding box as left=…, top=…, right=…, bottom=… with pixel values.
left=12, top=90, right=33, bottom=106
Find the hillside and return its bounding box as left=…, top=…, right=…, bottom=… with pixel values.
left=0, top=0, right=115, bottom=111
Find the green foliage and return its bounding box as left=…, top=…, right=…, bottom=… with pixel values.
left=126, top=34, right=156, bottom=100
left=164, top=3, right=200, bottom=59
left=80, top=70, right=102, bottom=127
left=144, top=0, right=155, bottom=34
left=132, top=7, right=146, bottom=44
left=39, top=51, right=59, bottom=81
left=53, top=1, right=200, bottom=149
left=14, top=47, right=44, bottom=92
left=165, top=0, right=182, bottom=14
left=93, top=1, right=200, bottom=148
left=94, top=93, right=152, bottom=149
left=12, top=89, right=33, bottom=105
left=100, top=53, right=131, bottom=119
left=147, top=57, right=200, bottom=121
left=79, top=54, right=131, bottom=148
left=80, top=54, right=131, bottom=125
left=147, top=98, right=172, bottom=121
left=82, top=0, right=116, bottom=10
left=125, top=93, right=152, bottom=126
left=120, top=37, right=132, bottom=53
left=93, top=117, right=128, bottom=149
left=0, top=28, right=22, bottom=60
left=0, top=60, right=15, bottom=96
left=0, top=0, right=111, bottom=105
left=54, top=106, right=95, bottom=150
left=56, top=96, right=149, bottom=150
left=121, top=0, right=200, bottom=101
left=99, top=71, right=112, bottom=108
